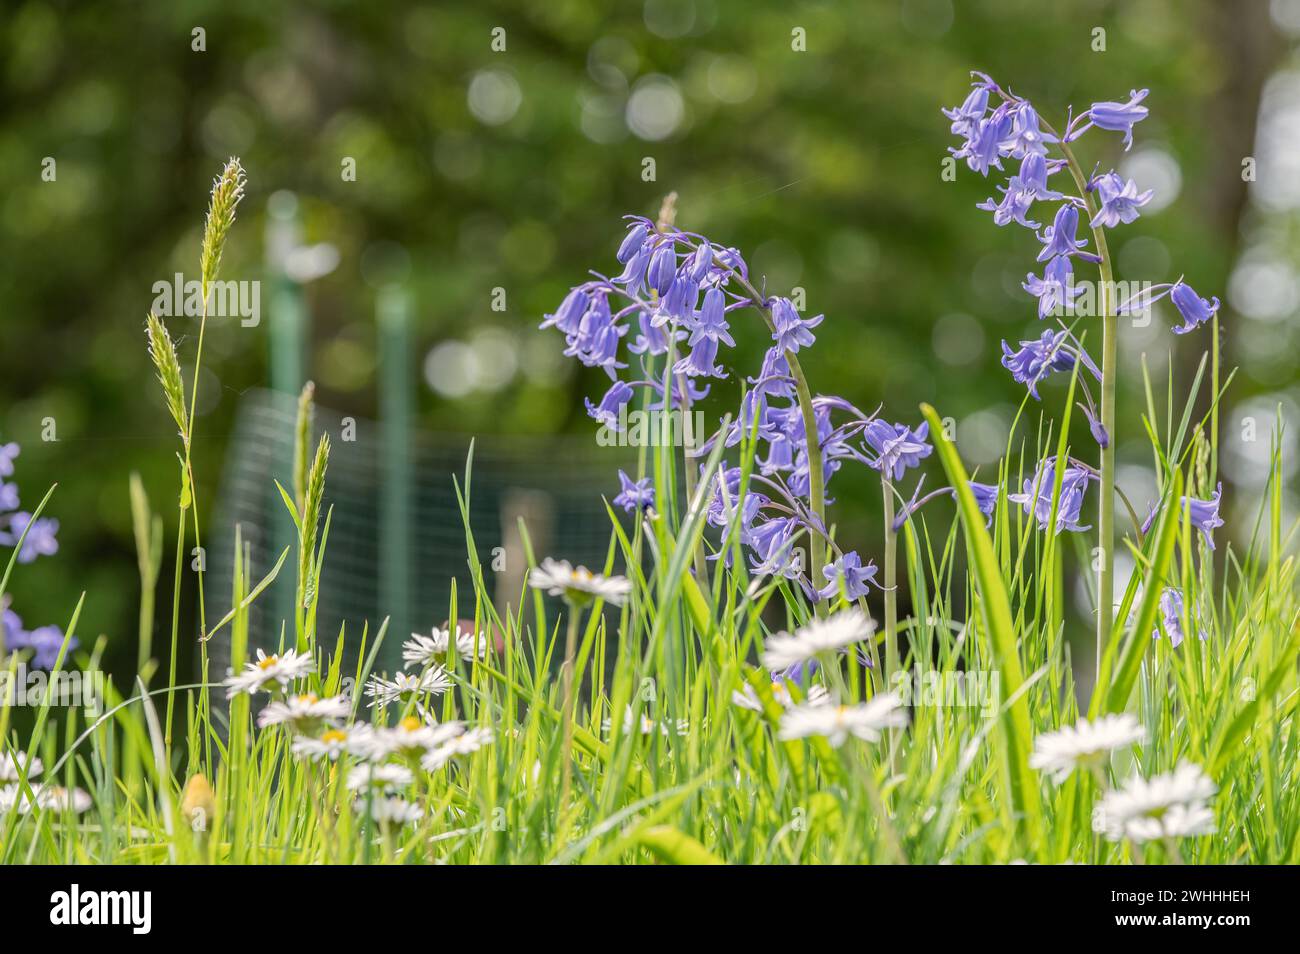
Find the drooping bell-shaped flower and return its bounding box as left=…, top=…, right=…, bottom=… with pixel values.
left=1168, top=281, right=1220, bottom=335
left=1088, top=171, right=1153, bottom=229
left=1086, top=89, right=1150, bottom=150
left=1035, top=204, right=1089, bottom=262
left=1023, top=254, right=1082, bottom=319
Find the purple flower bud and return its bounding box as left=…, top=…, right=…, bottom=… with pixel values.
left=647, top=241, right=677, bottom=296
left=686, top=244, right=714, bottom=283
left=617, top=223, right=650, bottom=263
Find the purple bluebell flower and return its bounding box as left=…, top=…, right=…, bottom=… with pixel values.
left=864, top=420, right=932, bottom=482
left=942, top=83, right=990, bottom=139
left=977, top=186, right=1039, bottom=229
left=770, top=297, right=824, bottom=354
left=674, top=287, right=734, bottom=378
left=612, top=470, right=655, bottom=513
left=617, top=222, right=651, bottom=263
left=646, top=241, right=678, bottom=296
left=1154, top=587, right=1205, bottom=648
left=1009, top=152, right=1063, bottom=202
left=657, top=273, right=699, bottom=324
left=969, top=480, right=999, bottom=526
left=774, top=659, right=821, bottom=684
left=20, top=625, right=74, bottom=670
left=615, top=244, right=651, bottom=296
left=1000, top=329, right=1098, bottom=399
left=3, top=513, right=59, bottom=563
left=1080, top=403, right=1109, bottom=449
left=1035, top=204, right=1089, bottom=262
left=1008, top=459, right=1093, bottom=534
left=1000, top=102, right=1058, bottom=159
left=686, top=244, right=713, bottom=283
left=1168, top=281, right=1220, bottom=335
left=628, top=310, right=678, bottom=356
left=749, top=347, right=795, bottom=402
left=1023, top=255, right=1081, bottom=319
left=1086, top=89, right=1150, bottom=150
left=539, top=287, right=590, bottom=336
left=817, top=550, right=879, bottom=601
left=951, top=104, right=1013, bottom=176
left=0, top=482, right=18, bottom=512
left=1088, top=171, right=1153, bottom=228
left=0, top=443, right=17, bottom=479
left=746, top=516, right=803, bottom=579
left=584, top=380, right=634, bottom=430
left=1140, top=483, right=1223, bottom=549
left=563, top=294, right=627, bottom=376
left=2, top=603, right=26, bottom=649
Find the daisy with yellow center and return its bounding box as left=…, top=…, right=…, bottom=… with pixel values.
left=223, top=648, right=316, bottom=698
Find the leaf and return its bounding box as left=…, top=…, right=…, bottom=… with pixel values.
left=635, top=826, right=725, bottom=865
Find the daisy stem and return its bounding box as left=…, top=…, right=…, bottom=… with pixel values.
left=556, top=606, right=583, bottom=827
left=1056, top=137, right=1118, bottom=672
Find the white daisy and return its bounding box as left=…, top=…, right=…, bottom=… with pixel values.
left=601, top=705, right=689, bottom=737
left=364, top=668, right=452, bottom=708
left=0, top=751, right=43, bottom=782
left=356, top=716, right=465, bottom=760
left=732, top=681, right=831, bottom=712
left=355, top=796, right=423, bottom=825
left=761, top=609, right=875, bottom=671
left=1030, top=713, right=1147, bottom=783
left=527, top=557, right=632, bottom=606
left=290, top=725, right=365, bottom=761
left=1, top=783, right=92, bottom=815
left=421, top=726, right=495, bottom=771
left=1094, top=762, right=1218, bottom=843
left=257, top=692, right=351, bottom=730
left=403, top=626, right=489, bottom=669
left=346, top=763, right=415, bottom=792
left=223, top=648, right=315, bottom=698
left=778, top=692, right=907, bottom=747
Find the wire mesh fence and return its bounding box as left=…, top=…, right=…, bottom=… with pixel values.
left=205, top=388, right=636, bottom=685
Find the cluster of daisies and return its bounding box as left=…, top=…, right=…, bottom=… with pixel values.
left=0, top=750, right=92, bottom=817
left=1031, top=713, right=1217, bottom=845
left=222, top=632, right=494, bottom=827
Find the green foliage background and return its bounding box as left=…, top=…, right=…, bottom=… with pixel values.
left=0, top=0, right=1291, bottom=680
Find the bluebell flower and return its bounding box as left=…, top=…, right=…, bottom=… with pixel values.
left=1141, top=483, right=1223, bottom=549
left=686, top=244, right=714, bottom=283
left=969, top=480, right=999, bottom=525
left=584, top=380, right=634, bottom=430
left=657, top=273, right=699, bottom=324
left=1168, top=280, right=1220, bottom=335
left=1023, top=255, right=1082, bottom=319
left=1081, top=403, right=1109, bottom=449
left=1009, top=152, right=1064, bottom=202
left=951, top=103, right=1013, bottom=176
left=613, top=470, right=655, bottom=513
left=817, top=550, right=879, bottom=601
left=563, top=294, right=627, bottom=376
left=1008, top=459, right=1093, bottom=534
left=646, top=241, right=678, bottom=296
left=1086, top=89, right=1150, bottom=150
left=615, top=244, right=651, bottom=296
left=746, top=516, right=803, bottom=579
left=1088, top=171, right=1153, bottom=228
left=1000, top=102, right=1058, bottom=159
left=617, top=222, right=651, bottom=263
left=539, top=287, right=589, bottom=336
left=2, top=603, right=26, bottom=648
left=0, top=482, right=17, bottom=512
left=942, top=83, right=990, bottom=139
left=749, top=347, right=796, bottom=402
left=628, top=310, right=679, bottom=356
left=1001, top=329, right=1098, bottom=399
left=3, top=513, right=59, bottom=563
left=770, top=297, right=824, bottom=354
left=977, top=186, right=1039, bottom=229
left=19, top=625, right=74, bottom=670
left=1154, top=587, right=1205, bottom=648
left=0, top=442, right=17, bottom=479
left=674, top=287, right=734, bottom=378
left=1035, top=204, right=1089, bottom=262
left=864, top=420, right=932, bottom=481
